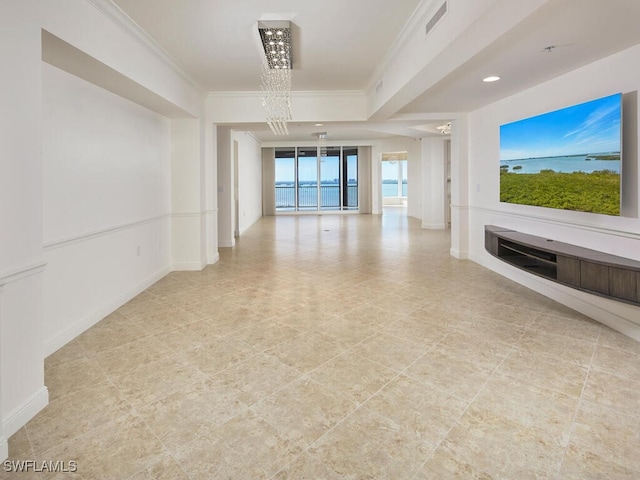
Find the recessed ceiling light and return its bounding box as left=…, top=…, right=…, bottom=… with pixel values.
left=315, top=123, right=323, bottom=126
left=483, top=76, right=501, bottom=83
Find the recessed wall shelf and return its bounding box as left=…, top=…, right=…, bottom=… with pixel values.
left=485, top=225, right=640, bottom=306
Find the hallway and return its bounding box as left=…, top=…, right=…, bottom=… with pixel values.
left=7, top=213, right=640, bottom=479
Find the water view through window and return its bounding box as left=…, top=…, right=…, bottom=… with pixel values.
left=382, top=160, right=407, bottom=197
left=275, top=146, right=358, bottom=211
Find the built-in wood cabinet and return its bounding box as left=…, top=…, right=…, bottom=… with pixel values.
left=485, top=225, right=640, bottom=306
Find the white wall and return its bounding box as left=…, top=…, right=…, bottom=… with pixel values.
left=232, top=132, right=263, bottom=235
left=0, top=3, right=47, bottom=451
left=1, top=0, right=210, bottom=456
left=421, top=137, right=447, bottom=229
left=216, top=127, right=234, bottom=247
left=467, top=44, right=640, bottom=337
left=172, top=119, right=205, bottom=270
left=40, top=0, right=202, bottom=118
left=42, top=63, right=172, bottom=353
left=208, top=91, right=367, bottom=124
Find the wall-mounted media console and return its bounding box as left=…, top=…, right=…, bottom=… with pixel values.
left=485, top=225, right=640, bottom=306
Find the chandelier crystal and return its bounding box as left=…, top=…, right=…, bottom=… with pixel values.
left=258, top=21, right=293, bottom=135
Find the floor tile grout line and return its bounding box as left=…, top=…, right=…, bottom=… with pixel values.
left=409, top=349, right=513, bottom=479
left=265, top=323, right=448, bottom=477
left=555, top=326, right=602, bottom=480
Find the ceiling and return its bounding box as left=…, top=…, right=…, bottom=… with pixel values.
left=111, top=0, right=423, bottom=91
left=111, top=0, right=640, bottom=142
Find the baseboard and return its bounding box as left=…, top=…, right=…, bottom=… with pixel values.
left=44, top=266, right=171, bottom=357
left=422, top=222, right=447, bottom=230
left=3, top=387, right=48, bottom=439
left=450, top=247, right=469, bottom=259
left=208, top=252, right=220, bottom=265
left=471, top=251, right=640, bottom=341
left=172, top=262, right=205, bottom=271
left=238, top=213, right=263, bottom=236
left=0, top=436, right=7, bottom=461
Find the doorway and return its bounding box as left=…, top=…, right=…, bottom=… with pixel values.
left=381, top=151, right=408, bottom=213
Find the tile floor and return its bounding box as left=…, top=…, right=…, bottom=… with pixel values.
left=6, top=210, right=640, bottom=479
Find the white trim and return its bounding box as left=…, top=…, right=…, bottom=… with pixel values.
left=3, top=387, right=49, bottom=439
left=366, top=0, right=442, bottom=92
left=207, top=90, right=365, bottom=99
left=450, top=247, right=468, bottom=259
left=472, top=251, right=640, bottom=340
left=243, top=131, right=261, bottom=143
left=470, top=205, right=640, bottom=240
left=43, top=214, right=171, bottom=251
left=204, top=209, right=219, bottom=215
left=0, top=261, right=47, bottom=287
left=86, top=0, right=203, bottom=91
left=0, top=436, right=7, bottom=462
left=172, top=262, right=205, bottom=271
left=208, top=252, right=220, bottom=265
left=44, top=266, right=171, bottom=356
left=422, top=222, right=447, bottom=230
left=172, top=212, right=201, bottom=218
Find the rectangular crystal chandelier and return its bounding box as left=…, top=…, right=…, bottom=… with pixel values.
left=258, top=21, right=292, bottom=135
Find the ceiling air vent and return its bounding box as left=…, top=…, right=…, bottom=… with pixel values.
left=425, top=1, right=447, bottom=36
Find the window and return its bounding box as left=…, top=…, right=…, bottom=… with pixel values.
left=275, top=148, right=296, bottom=211
left=275, top=146, right=358, bottom=212
left=382, top=160, right=407, bottom=198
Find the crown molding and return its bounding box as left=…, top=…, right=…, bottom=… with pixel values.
left=366, top=0, right=442, bottom=93
left=86, top=0, right=204, bottom=92
left=207, top=90, right=366, bottom=98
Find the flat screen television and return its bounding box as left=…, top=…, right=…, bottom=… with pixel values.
left=500, top=93, right=622, bottom=216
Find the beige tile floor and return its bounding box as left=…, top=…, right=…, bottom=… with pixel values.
left=6, top=209, right=640, bottom=479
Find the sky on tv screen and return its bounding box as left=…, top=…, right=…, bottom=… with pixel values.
left=500, top=93, right=621, bottom=161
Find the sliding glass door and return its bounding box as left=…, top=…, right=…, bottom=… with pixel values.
left=275, top=146, right=358, bottom=212
left=275, top=148, right=296, bottom=211
left=320, top=147, right=341, bottom=210
left=344, top=147, right=358, bottom=210
left=297, top=147, right=318, bottom=210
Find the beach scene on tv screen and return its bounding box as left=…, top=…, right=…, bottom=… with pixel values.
left=500, top=93, right=621, bottom=215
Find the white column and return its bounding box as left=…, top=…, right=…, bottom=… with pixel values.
left=370, top=146, right=382, bottom=215
left=171, top=119, right=206, bottom=270
left=450, top=115, right=470, bottom=258
left=216, top=126, right=235, bottom=247
left=357, top=147, right=372, bottom=214
left=421, top=137, right=447, bottom=229
left=262, top=148, right=276, bottom=216
left=0, top=7, right=49, bottom=458
left=206, top=122, right=219, bottom=263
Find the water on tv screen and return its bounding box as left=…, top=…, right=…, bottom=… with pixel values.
left=500, top=93, right=622, bottom=215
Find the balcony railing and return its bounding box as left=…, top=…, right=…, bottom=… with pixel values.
left=275, top=184, right=357, bottom=210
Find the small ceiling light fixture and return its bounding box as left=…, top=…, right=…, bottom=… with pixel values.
left=483, top=75, right=501, bottom=83
left=314, top=123, right=324, bottom=127
left=258, top=21, right=293, bottom=135
left=436, top=122, right=451, bottom=135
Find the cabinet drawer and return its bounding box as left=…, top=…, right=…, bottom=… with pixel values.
left=557, top=256, right=580, bottom=287
left=609, top=267, right=637, bottom=302
left=580, top=262, right=609, bottom=295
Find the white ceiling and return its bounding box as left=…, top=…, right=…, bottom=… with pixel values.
left=110, top=0, right=640, bottom=142
left=112, top=0, right=423, bottom=91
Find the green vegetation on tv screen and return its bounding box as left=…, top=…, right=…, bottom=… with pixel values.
left=500, top=93, right=622, bottom=216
